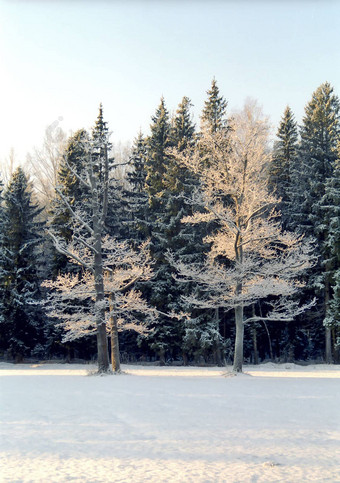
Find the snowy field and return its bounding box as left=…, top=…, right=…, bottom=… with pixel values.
left=0, top=363, right=339, bottom=482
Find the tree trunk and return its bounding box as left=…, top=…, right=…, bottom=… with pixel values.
left=325, top=327, right=332, bottom=364
left=214, top=307, right=224, bottom=367
left=233, top=305, right=244, bottom=372
left=92, top=182, right=110, bottom=373
left=109, top=292, right=121, bottom=373
left=111, top=322, right=121, bottom=373
left=325, top=276, right=332, bottom=363
left=252, top=327, right=259, bottom=365
left=252, top=305, right=259, bottom=365
left=182, top=352, right=188, bottom=366
left=332, top=328, right=340, bottom=363
left=159, top=348, right=166, bottom=366
left=259, top=302, right=273, bottom=360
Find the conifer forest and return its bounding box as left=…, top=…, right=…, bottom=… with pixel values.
left=1, top=80, right=339, bottom=373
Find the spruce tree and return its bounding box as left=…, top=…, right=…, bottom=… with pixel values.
left=123, top=131, right=149, bottom=242
left=49, top=128, right=90, bottom=276
left=0, top=179, right=6, bottom=325
left=201, top=78, right=228, bottom=134
left=270, top=106, right=298, bottom=229
left=145, top=97, right=172, bottom=207
left=322, top=141, right=340, bottom=361
left=293, top=82, right=340, bottom=362
left=140, top=98, right=175, bottom=363
left=191, top=80, right=231, bottom=365
left=1, top=168, right=45, bottom=361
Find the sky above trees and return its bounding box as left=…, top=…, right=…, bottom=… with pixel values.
left=0, top=0, right=339, bottom=165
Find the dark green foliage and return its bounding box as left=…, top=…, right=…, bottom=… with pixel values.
left=122, top=132, right=149, bottom=243
left=0, top=178, right=6, bottom=324
left=145, top=97, right=172, bottom=204
left=0, top=168, right=45, bottom=360
left=270, top=106, right=298, bottom=229
left=288, top=82, right=340, bottom=361
left=3, top=84, right=340, bottom=365
left=322, top=143, right=340, bottom=360
left=49, top=129, right=90, bottom=275
left=201, top=78, right=228, bottom=133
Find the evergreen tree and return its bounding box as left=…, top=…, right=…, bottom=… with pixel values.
left=145, top=97, right=172, bottom=206
left=122, top=131, right=149, bottom=243
left=49, top=128, right=90, bottom=276
left=47, top=106, right=130, bottom=372
left=201, top=78, right=228, bottom=133
left=270, top=106, right=298, bottom=229
left=1, top=168, right=45, bottom=361
left=190, top=80, right=232, bottom=364
left=140, top=98, right=175, bottom=362
left=322, top=141, right=340, bottom=361
left=0, top=178, right=6, bottom=325
left=292, top=82, right=340, bottom=362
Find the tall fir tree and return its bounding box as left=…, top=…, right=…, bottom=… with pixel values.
left=201, top=78, right=228, bottom=134
left=145, top=97, right=172, bottom=207
left=140, top=97, right=176, bottom=362
left=292, top=82, right=340, bottom=362
left=270, top=106, right=298, bottom=229
left=192, top=80, right=232, bottom=365
left=123, top=131, right=149, bottom=243
left=322, top=140, right=340, bottom=361
left=49, top=128, right=90, bottom=276
left=167, top=96, right=225, bottom=364
left=1, top=168, right=45, bottom=360
left=0, top=178, right=6, bottom=325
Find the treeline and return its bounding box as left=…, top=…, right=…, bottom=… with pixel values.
left=0, top=80, right=339, bottom=369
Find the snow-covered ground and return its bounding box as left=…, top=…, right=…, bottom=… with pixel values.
left=1, top=363, right=339, bottom=482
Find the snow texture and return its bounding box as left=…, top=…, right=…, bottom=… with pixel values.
left=0, top=363, right=339, bottom=482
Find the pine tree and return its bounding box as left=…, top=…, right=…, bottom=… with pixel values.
left=270, top=106, right=298, bottom=229
left=293, top=82, right=340, bottom=362
left=1, top=168, right=45, bottom=361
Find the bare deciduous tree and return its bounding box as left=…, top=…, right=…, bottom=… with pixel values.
left=26, top=120, right=67, bottom=207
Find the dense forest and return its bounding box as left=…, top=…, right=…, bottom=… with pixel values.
left=0, top=80, right=339, bottom=372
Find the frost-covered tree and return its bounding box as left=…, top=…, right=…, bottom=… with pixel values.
left=49, top=128, right=90, bottom=276
left=1, top=168, right=45, bottom=360
left=47, top=108, right=116, bottom=373
left=0, top=178, right=6, bottom=325
left=186, top=81, right=232, bottom=365
left=145, top=97, right=172, bottom=207
left=170, top=101, right=315, bottom=372
left=269, top=106, right=298, bottom=229
left=43, top=238, right=156, bottom=372
left=322, top=141, right=340, bottom=361
left=201, top=78, right=228, bottom=134
left=139, top=98, right=178, bottom=362
left=122, top=131, right=149, bottom=243
left=26, top=121, right=66, bottom=207
left=292, top=83, right=340, bottom=362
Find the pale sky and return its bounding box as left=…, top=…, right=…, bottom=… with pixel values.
left=1, top=0, right=339, bottom=166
